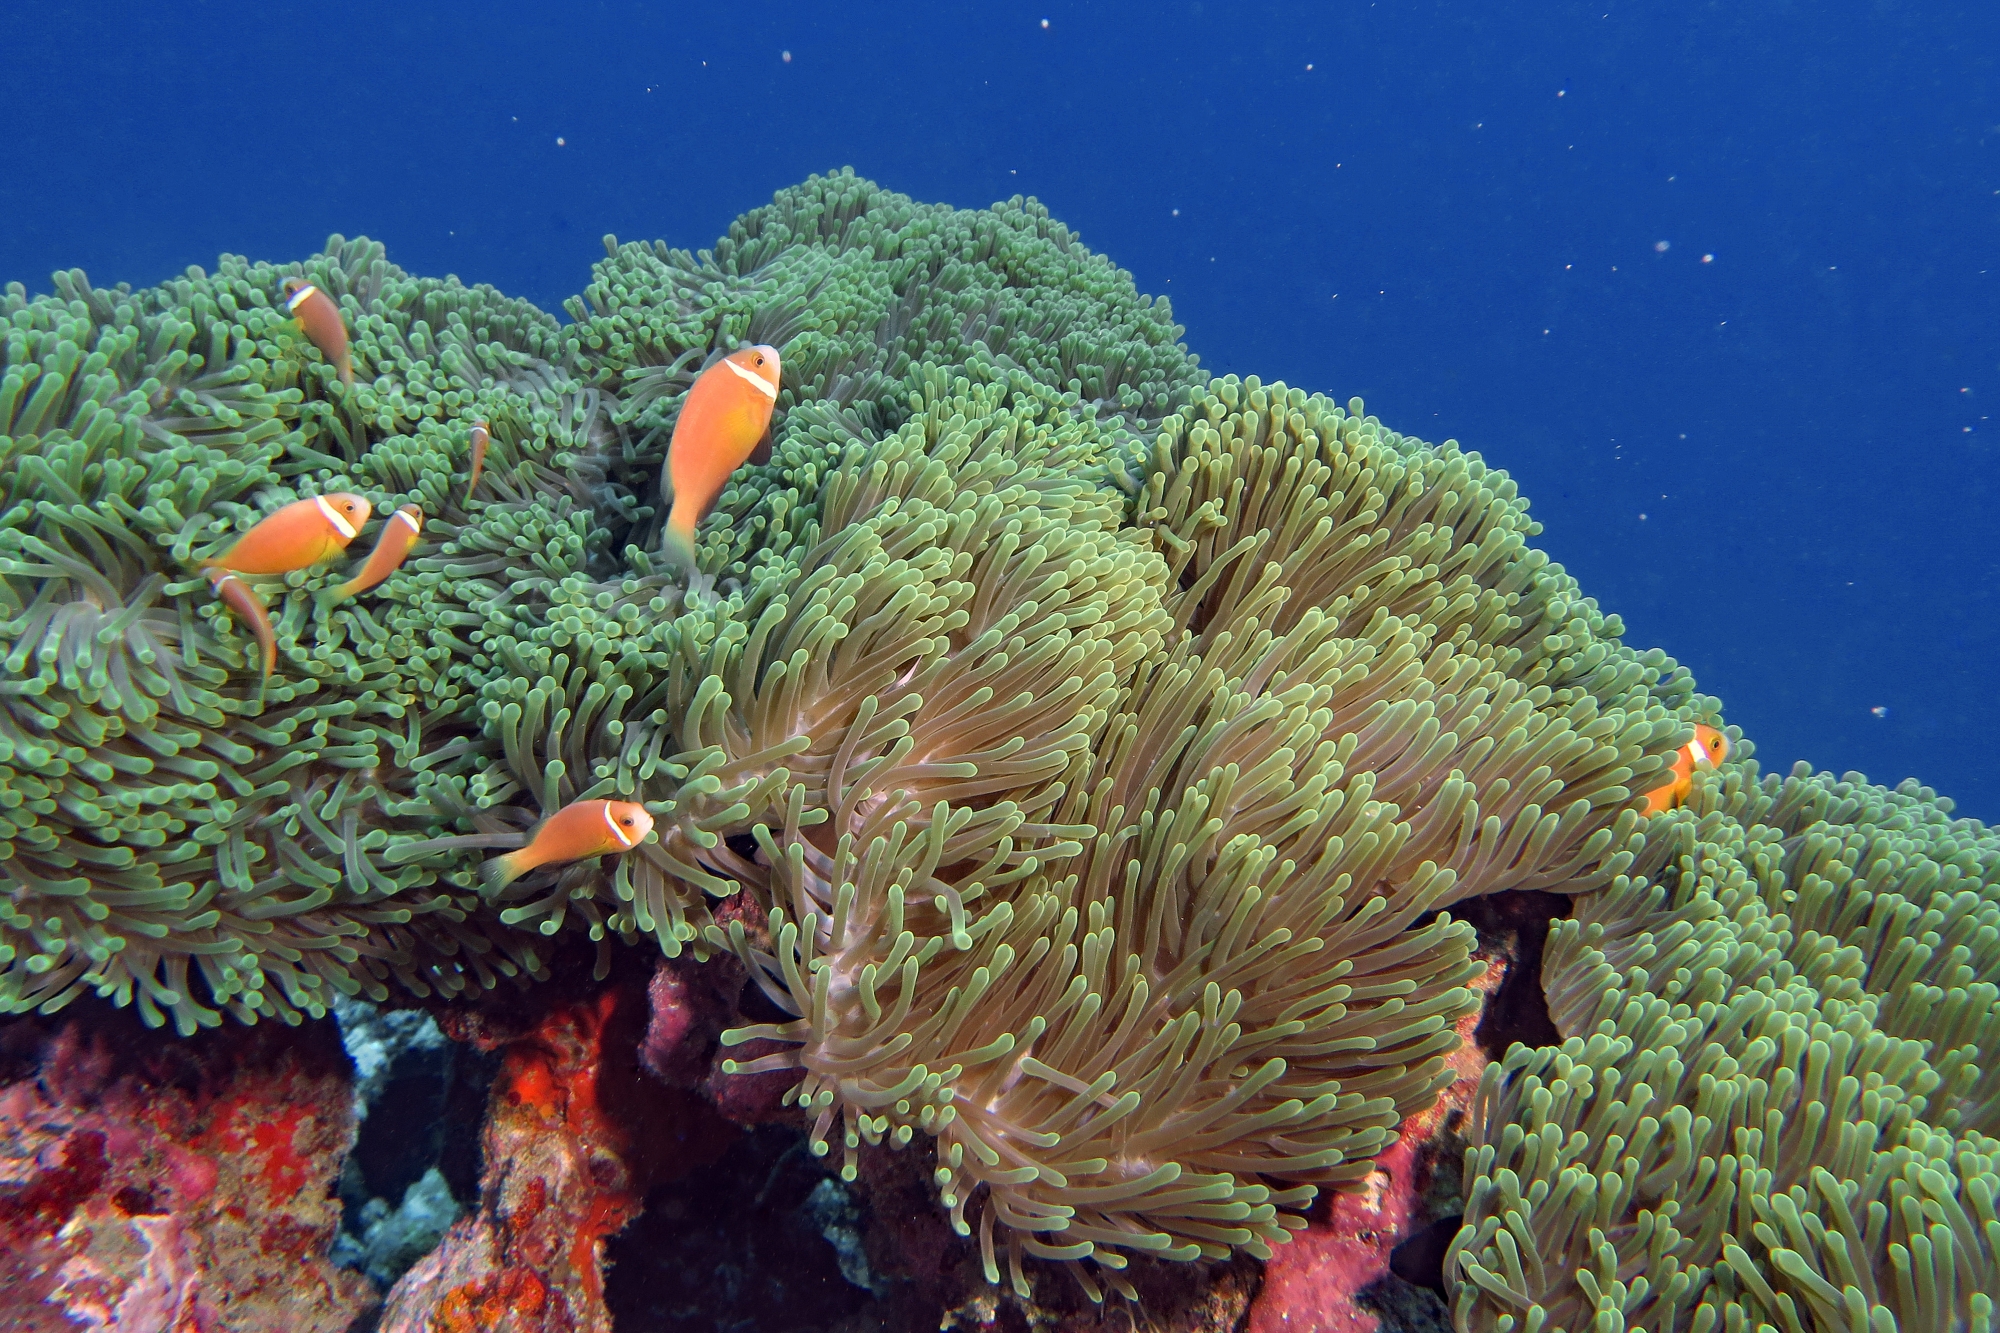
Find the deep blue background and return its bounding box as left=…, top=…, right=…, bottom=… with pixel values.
left=4, top=2, right=1995, bottom=818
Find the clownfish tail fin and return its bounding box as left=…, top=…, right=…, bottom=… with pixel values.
left=480, top=852, right=526, bottom=894
left=663, top=526, right=700, bottom=580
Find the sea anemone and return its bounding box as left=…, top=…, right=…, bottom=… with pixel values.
left=7, top=170, right=1987, bottom=1313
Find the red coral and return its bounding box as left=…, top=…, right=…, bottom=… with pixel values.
left=1245, top=945, right=1507, bottom=1333
left=0, top=1001, right=372, bottom=1333
left=381, top=978, right=734, bottom=1332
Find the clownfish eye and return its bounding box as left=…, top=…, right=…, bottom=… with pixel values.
left=754, top=355, right=765, bottom=366
left=619, top=816, right=634, bottom=826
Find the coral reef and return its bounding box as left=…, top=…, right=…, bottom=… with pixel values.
left=3, top=169, right=1994, bottom=1328
left=0, top=999, right=370, bottom=1331
left=378, top=981, right=658, bottom=1332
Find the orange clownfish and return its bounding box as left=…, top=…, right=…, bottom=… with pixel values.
left=281, top=278, right=353, bottom=385
left=1643, top=723, right=1730, bottom=815
left=465, top=419, right=491, bottom=497
left=480, top=799, right=655, bottom=891
left=325, top=504, right=422, bottom=603
left=201, top=494, right=372, bottom=576
left=661, top=344, right=781, bottom=575
left=208, top=571, right=277, bottom=679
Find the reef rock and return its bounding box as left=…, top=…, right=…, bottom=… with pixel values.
left=0, top=1000, right=371, bottom=1332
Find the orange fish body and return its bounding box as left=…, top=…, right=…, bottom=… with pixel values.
left=480, top=799, right=655, bottom=891
left=1643, top=722, right=1730, bottom=814
left=466, top=419, right=491, bottom=497
left=662, top=345, right=781, bottom=574
left=208, top=571, right=276, bottom=679
left=328, top=505, right=422, bottom=602
left=201, top=494, right=372, bottom=575
left=282, top=278, right=353, bottom=385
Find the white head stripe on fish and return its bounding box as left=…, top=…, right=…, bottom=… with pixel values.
left=1683, top=739, right=1710, bottom=769
left=602, top=801, right=637, bottom=849
left=722, top=356, right=779, bottom=400
left=392, top=508, right=423, bottom=534
left=286, top=283, right=319, bottom=312
left=314, top=495, right=358, bottom=541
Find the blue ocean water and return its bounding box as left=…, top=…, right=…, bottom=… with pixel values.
left=3, top=2, right=1993, bottom=818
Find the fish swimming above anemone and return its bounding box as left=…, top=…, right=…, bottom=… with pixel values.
left=200, top=494, right=372, bottom=575
left=281, top=277, right=353, bottom=385
left=464, top=419, right=491, bottom=497
left=480, top=799, right=655, bottom=891
left=660, top=344, right=781, bottom=579
left=206, top=571, right=277, bottom=680
left=321, top=504, right=422, bottom=604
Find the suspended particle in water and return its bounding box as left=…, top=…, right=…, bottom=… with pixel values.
left=782, top=49, right=792, bottom=62
left=1655, top=240, right=1670, bottom=252
left=1871, top=705, right=1890, bottom=718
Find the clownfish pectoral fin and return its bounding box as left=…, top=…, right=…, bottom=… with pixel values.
left=749, top=426, right=773, bottom=467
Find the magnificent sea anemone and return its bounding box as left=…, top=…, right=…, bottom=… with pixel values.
left=3, top=171, right=1992, bottom=1328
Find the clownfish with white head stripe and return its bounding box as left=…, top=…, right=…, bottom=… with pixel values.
left=1643, top=723, right=1730, bottom=815
left=200, top=494, right=372, bottom=576
left=661, top=344, right=781, bottom=577
left=479, top=799, right=655, bottom=891
left=281, top=277, right=353, bottom=385
left=322, top=504, right=423, bottom=604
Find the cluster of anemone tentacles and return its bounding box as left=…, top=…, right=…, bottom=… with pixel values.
left=3, top=170, right=1992, bottom=1322
left=1451, top=768, right=2000, bottom=1331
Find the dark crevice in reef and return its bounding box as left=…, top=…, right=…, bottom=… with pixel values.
left=343, top=1031, right=497, bottom=1216
left=603, top=1123, right=879, bottom=1332
left=1388, top=1212, right=1463, bottom=1296
left=1359, top=1260, right=1456, bottom=1332
left=331, top=996, right=503, bottom=1296
left=1461, top=889, right=1569, bottom=1059
left=435, top=1042, right=499, bottom=1206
